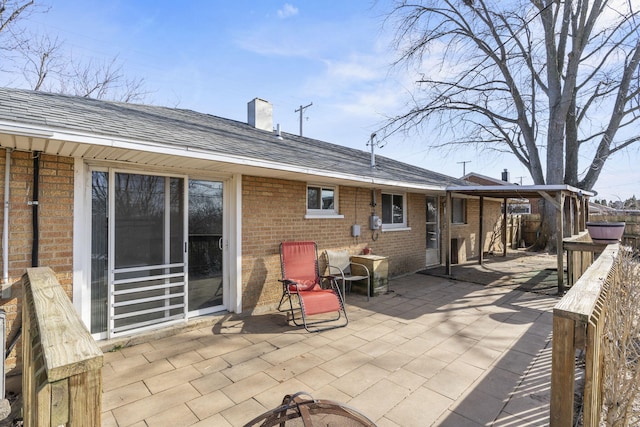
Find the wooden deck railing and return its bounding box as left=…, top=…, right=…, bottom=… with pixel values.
left=563, top=231, right=607, bottom=288
left=22, top=267, right=103, bottom=427
left=550, top=244, right=620, bottom=426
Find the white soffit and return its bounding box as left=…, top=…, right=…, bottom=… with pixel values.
left=0, top=128, right=446, bottom=193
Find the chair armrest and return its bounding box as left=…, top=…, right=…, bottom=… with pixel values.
left=349, top=261, right=370, bottom=276
left=326, top=264, right=346, bottom=279
left=279, top=279, right=301, bottom=292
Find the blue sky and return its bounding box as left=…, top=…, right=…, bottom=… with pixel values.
left=6, top=1, right=639, bottom=202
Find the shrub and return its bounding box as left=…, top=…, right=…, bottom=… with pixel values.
left=601, top=249, right=640, bottom=426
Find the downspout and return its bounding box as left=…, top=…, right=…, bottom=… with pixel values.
left=31, top=152, right=40, bottom=267
left=1, top=149, right=11, bottom=298
left=7, top=151, right=39, bottom=371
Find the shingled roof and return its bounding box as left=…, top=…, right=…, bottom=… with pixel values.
left=0, top=87, right=467, bottom=191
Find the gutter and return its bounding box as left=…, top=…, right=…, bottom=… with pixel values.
left=0, top=122, right=450, bottom=193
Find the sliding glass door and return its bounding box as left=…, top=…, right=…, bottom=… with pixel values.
left=188, top=180, right=224, bottom=315
left=90, top=170, right=225, bottom=338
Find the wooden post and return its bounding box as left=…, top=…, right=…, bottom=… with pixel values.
left=583, top=314, right=604, bottom=426
left=445, top=191, right=452, bottom=275
left=583, top=197, right=589, bottom=230
left=22, top=267, right=103, bottom=427
left=550, top=315, right=576, bottom=426
left=479, top=196, right=484, bottom=265
left=502, top=197, right=508, bottom=257
left=557, top=192, right=565, bottom=294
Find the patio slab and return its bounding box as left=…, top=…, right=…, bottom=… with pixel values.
left=420, top=249, right=564, bottom=296
left=101, top=258, right=559, bottom=426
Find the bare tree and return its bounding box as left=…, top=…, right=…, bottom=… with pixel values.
left=16, top=35, right=148, bottom=102
left=61, top=56, right=147, bottom=102
left=0, top=1, right=37, bottom=60
left=384, top=0, right=640, bottom=249
left=15, top=32, right=64, bottom=91
left=1, top=1, right=147, bottom=102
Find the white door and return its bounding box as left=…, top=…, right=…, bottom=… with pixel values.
left=426, top=196, right=440, bottom=266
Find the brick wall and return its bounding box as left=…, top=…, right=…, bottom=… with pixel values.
left=241, top=176, right=427, bottom=312
left=0, top=150, right=74, bottom=370
left=445, top=197, right=503, bottom=263
left=0, top=153, right=507, bottom=367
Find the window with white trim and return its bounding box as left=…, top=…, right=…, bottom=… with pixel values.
left=381, top=192, right=406, bottom=227
left=451, top=197, right=467, bottom=224
left=307, top=184, right=339, bottom=215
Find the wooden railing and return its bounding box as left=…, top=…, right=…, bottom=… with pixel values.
left=550, top=244, right=619, bottom=426
left=563, top=231, right=607, bottom=288
left=22, top=267, right=103, bottom=426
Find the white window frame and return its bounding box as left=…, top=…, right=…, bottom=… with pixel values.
left=305, top=184, right=344, bottom=219
left=74, top=159, right=243, bottom=340
left=381, top=192, right=408, bottom=230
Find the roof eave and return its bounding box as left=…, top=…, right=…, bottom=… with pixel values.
left=446, top=184, right=595, bottom=198
left=0, top=121, right=447, bottom=193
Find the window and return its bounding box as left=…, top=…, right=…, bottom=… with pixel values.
left=508, top=203, right=531, bottom=214
left=306, top=185, right=341, bottom=217
left=451, top=197, right=467, bottom=224
left=382, top=193, right=405, bottom=227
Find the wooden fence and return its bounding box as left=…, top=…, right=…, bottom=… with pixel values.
left=22, top=267, right=103, bottom=426
left=550, top=244, right=619, bottom=426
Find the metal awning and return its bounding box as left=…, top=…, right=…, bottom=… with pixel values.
left=447, top=184, right=595, bottom=199
left=444, top=184, right=593, bottom=294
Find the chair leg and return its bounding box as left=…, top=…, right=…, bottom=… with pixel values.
left=278, top=291, right=305, bottom=326
left=277, top=292, right=288, bottom=312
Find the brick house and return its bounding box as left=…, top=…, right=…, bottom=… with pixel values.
left=0, top=88, right=503, bottom=368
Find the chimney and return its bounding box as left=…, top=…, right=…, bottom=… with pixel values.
left=501, top=168, right=510, bottom=182
left=248, top=98, right=273, bottom=132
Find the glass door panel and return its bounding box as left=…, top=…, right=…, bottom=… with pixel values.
left=91, top=171, right=109, bottom=334
left=426, top=196, right=440, bottom=266
left=110, top=172, right=186, bottom=336
left=188, top=180, right=224, bottom=314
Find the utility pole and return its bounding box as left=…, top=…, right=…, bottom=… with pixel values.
left=516, top=176, right=525, bottom=185
left=457, top=160, right=471, bottom=176
left=295, top=102, right=313, bottom=136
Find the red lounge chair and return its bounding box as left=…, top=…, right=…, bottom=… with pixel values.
left=278, top=241, right=348, bottom=332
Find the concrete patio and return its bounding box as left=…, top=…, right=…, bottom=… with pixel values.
left=101, top=253, right=559, bottom=427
